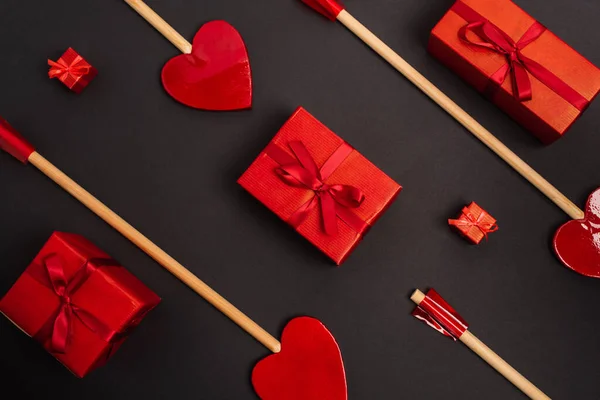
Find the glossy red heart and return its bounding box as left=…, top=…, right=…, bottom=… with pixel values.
left=553, top=188, right=600, bottom=278
left=252, top=317, right=347, bottom=400
left=161, top=21, right=252, bottom=110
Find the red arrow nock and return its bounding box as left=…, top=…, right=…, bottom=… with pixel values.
left=301, top=0, right=344, bottom=21
left=0, top=118, right=35, bottom=164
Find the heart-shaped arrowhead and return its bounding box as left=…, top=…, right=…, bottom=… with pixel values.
left=554, top=188, right=600, bottom=278
left=301, top=0, right=345, bottom=21
left=0, top=118, right=35, bottom=163
left=161, top=21, right=252, bottom=111
left=252, top=317, right=347, bottom=400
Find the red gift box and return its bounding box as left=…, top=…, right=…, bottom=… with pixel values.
left=0, top=232, right=160, bottom=378
left=429, top=0, right=600, bottom=144
left=48, top=48, right=97, bottom=93
left=238, top=107, right=402, bottom=265
left=448, top=202, right=498, bottom=244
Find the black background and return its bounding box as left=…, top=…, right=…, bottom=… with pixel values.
left=1, top=0, right=599, bottom=398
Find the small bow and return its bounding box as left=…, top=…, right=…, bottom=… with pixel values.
left=459, top=19, right=547, bottom=102
left=275, top=141, right=365, bottom=236
left=48, top=56, right=91, bottom=81
left=449, top=207, right=498, bottom=240
left=36, top=255, right=117, bottom=354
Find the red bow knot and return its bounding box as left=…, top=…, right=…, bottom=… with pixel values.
left=48, top=56, right=91, bottom=81
left=451, top=1, right=589, bottom=111
left=274, top=141, right=365, bottom=236
left=37, top=255, right=117, bottom=354
left=449, top=207, right=498, bottom=240
left=459, top=19, right=548, bottom=102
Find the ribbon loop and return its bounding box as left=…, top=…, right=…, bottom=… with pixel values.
left=48, top=56, right=91, bottom=81
left=32, top=254, right=121, bottom=354
left=459, top=19, right=535, bottom=102
left=271, top=141, right=366, bottom=236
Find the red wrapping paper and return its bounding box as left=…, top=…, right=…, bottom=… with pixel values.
left=238, top=107, right=401, bottom=265
left=449, top=202, right=497, bottom=244
left=0, top=232, right=160, bottom=378
left=48, top=48, right=97, bottom=94
left=429, top=0, right=600, bottom=144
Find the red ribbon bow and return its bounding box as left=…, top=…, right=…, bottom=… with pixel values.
left=453, top=1, right=588, bottom=110
left=31, top=255, right=120, bottom=354
left=267, top=141, right=367, bottom=236
left=449, top=207, right=498, bottom=240
left=48, top=56, right=91, bottom=82
left=459, top=19, right=547, bottom=102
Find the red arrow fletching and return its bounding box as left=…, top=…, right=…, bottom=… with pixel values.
left=0, top=118, right=35, bottom=164
left=301, top=0, right=344, bottom=21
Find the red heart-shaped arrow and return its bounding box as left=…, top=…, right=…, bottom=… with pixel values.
left=161, top=21, right=252, bottom=110
left=554, top=188, right=600, bottom=278
left=252, top=317, right=347, bottom=400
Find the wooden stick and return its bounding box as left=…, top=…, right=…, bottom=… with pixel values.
left=125, top=0, right=192, bottom=54
left=411, top=290, right=550, bottom=400
left=28, top=152, right=281, bottom=354
left=336, top=10, right=584, bottom=221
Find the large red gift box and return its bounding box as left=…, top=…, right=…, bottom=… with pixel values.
left=0, top=232, right=161, bottom=378
left=429, top=0, right=600, bottom=144
left=238, top=107, right=402, bottom=265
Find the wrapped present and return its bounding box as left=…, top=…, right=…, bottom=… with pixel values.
left=0, top=232, right=160, bottom=378
left=449, top=202, right=498, bottom=244
left=238, top=107, right=402, bottom=265
left=48, top=48, right=97, bottom=93
left=429, top=0, right=600, bottom=144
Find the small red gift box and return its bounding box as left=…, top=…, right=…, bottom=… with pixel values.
left=238, top=107, right=402, bottom=265
left=48, top=48, right=97, bottom=93
left=448, top=202, right=498, bottom=244
left=429, top=0, right=600, bottom=144
left=0, top=232, right=160, bottom=378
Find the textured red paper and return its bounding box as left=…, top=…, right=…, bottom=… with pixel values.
left=449, top=202, right=497, bottom=244
left=238, top=107, right=401, bottom=265
left=554, top=188, right=600, bottom=278
left=0, top=232, right=160, bottom=378
left=252, top=317, right=347, bottom=400
left=48, top=48, right=97, bottom=94
left=162, top=21, right=252, bottom=110
left=429, top=0, right=600, bottom=144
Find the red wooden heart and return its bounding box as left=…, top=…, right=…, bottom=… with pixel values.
left=554, top=188, right=600, bottom=278
left=252, top=317, right=347, bottom=400
left=161, top=21, right=252, bottom=110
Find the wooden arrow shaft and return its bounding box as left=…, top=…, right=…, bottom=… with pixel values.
left=411, top=290, right=550, bottom=400
left=28, top=152, right=281, bottom=354
left=125, top=0, right=192, bottom=54
left=336, top=10, right=584, bottom=220
left=460, top=331, right=550, bottom=400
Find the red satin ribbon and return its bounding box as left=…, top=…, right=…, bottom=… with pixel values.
left=29, top=255, right=121, bottom=354
left=448, top=206, right=498, bottom=241
left=453, top=1, right=589, bottom=110
left=48, top=56, right=91, bottom=82
left=266, top=141, right=367, bottom=236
